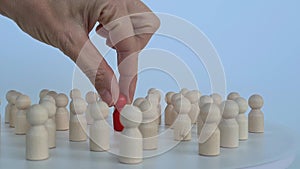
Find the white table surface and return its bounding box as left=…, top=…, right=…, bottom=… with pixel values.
left=0, top=121, right=298, bottom=169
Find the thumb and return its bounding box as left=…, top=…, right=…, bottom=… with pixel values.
left=57, top=28, right=119, bottom=106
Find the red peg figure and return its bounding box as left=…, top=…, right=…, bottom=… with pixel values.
left=113, top=93, right=127, bottom=132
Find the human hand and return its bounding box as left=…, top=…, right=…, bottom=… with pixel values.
left=0, top=0, right=160, bottom=106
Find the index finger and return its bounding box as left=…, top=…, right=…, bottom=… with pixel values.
left=115, top=37, right=139, bottom=103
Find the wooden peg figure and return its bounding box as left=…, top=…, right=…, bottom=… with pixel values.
left=70, top=88, right=82, bottom=100
left=210, top=93, right=223, bottom=106
left=55, top=93, right=69, bottom=131
left=234, top=97, right=248, bottom=140
left=90, top=101, right=110, bottom=151
left=198, top=103, right=221, bottom=156
left=40, top=100, right=57, bottom=148
left=69, top=98, right=88, bottom=141
left=5, top=90, right=16, bottom=124
left=198, top=95, right=214, bottom=108
left=148, top=88, right=162, bottom=101
left=9, top=91, right=21, bottom=128
left=39, top=89, right=49, bottom=101
left=227, top=92, right=240, bottom=100
left=148, top=88, right=162, bottom=124
left=180, top=88, right=189, bottom=95
left=148, top=88, right=161, bottom=96
left=86, top=91, right=99, bottom=125
left=146, top=93, right=160, bottom=126
left=170, top=93, right=183, bottom=129
left=119, top=105, right=143, bottom=164
left=133, top=97, right=146, bottom=107
left=164, top=92, right=175, bottom=126
left=26, top=104, right=49, bottom=161
left=139, top=99, right=158, bottom=150
left=185, top=90, right=201, bottom=124
left=173, top=97, right=192, bottom=141
left=197, top=95, right=214, bottom=136
left=219, top=100, right=239, bottom=148
left=39, top=95, right=56, bottom=104
left=248, top=94, right=264, bottom=133
left=47, top=91, right=58, bottom=99
left=15, top=94, right=31, bottom=135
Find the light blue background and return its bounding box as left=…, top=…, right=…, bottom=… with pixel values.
left=0, top=0, right=299, bottom=168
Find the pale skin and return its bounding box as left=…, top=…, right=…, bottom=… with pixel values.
left=0, top=0, right=160, bottom=106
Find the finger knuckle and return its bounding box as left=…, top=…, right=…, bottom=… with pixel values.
left=150, top=14, right=161, bottom=32
left=57, top=29, right=76, bottom=57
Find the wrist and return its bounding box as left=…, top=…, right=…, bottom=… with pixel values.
left=0, top=4, right=4, bottom=16
left=0, top=0, right=9, bottom=16
left=0, top=0, right=16, bottom=18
